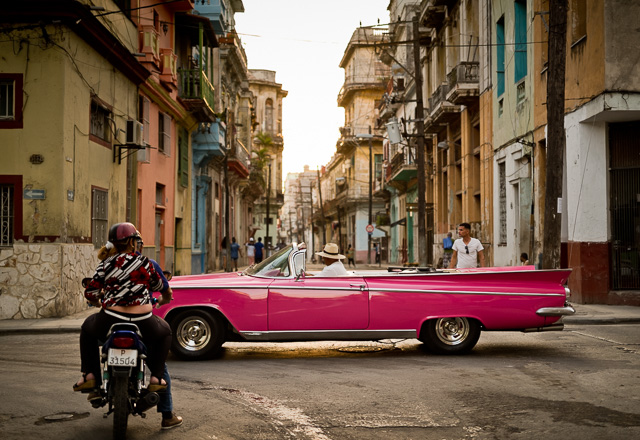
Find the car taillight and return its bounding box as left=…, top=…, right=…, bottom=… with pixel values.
left=113, top=337, right=135, bottom=348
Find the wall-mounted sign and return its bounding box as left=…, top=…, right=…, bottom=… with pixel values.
left=24, top=189, right=45, bottom=200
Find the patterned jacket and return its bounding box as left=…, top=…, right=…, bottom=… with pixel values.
left=85, top=252, right=164, bottom=308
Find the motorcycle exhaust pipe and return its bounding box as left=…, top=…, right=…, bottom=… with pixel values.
left=135, top=391, right=160, bottom=413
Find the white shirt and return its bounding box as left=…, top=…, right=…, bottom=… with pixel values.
left=452, top=237, right=484, bottom=268
left=245, top=243, right=255, bottom=257
left=318, top=260, right=348, bottom=276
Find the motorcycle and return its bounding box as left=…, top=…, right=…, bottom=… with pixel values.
left=80, top=274, right=171, bottom=439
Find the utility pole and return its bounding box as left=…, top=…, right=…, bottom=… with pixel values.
left=265, top=160, right=272, bottom=257
left=317, top=166, right=326, bottom=246
left=412, top=15, right=428, bottom=267
left=542, top=0, right=567, bottom=269
left=298, top=180, right=306, bottom=246
left=309, top=183, right=315, bottom=259
left=368, top=132, right=374, bottom=265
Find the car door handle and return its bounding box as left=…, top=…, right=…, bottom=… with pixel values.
left=350, top=284, right=366, bottom=290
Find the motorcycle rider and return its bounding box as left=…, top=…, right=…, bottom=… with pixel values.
left=134, top=233, right=182, bottom=429
left=74, top=223, right=173, bottom=421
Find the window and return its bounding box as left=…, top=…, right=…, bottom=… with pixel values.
left=499, top=162, right=507, bottom=244
left=137, top=96, right=151, bottom=162
left=0, top=74, right=23, bottom=129
left=158, top=112, right=171, bottom=154
left=514, top=0, right=527, bottom=83
left=496, top=16, right=505, bottom=96
left=92, top=188, right=108, bottom=249
left=265, top=98, right=273, bottom=134
left=374, top=154, right=383, bottom=182
left=570, top=0, right=587, bottom=46
left=156, top=183, right=165, bottom=206
left=90, top=100, right=111, bottom=145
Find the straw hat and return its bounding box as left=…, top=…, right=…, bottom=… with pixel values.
left=315, top=243, right=345, bottom=260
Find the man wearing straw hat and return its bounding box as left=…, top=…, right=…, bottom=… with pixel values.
left=315, top=243, right=349, bottom=276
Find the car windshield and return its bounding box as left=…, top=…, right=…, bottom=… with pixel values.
left=244, top=245, right=293, bottom=277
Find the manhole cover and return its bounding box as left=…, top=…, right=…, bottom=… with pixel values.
left=45, top=414, right=74, bottom=421
left=36, top=412, right=90, bottom=425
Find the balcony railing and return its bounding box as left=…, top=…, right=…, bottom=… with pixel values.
left=447, top=62, right=479, bottom=89
left=178, top=68, right=215, bottom=108
left=428, top=83, right=449, bottom=110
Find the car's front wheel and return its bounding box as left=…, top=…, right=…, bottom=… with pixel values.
left=420, top=317, right=481, bottom=354
left=170, top=310, right=225, bottom=360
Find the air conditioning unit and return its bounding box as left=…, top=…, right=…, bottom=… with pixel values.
left=126, top=120, right=144, bottom=146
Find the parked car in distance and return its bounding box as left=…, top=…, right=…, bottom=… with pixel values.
left=154, top=243, right=574, bottom=360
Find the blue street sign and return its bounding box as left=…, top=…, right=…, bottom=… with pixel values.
left=23, top=189, right=46, bottom=200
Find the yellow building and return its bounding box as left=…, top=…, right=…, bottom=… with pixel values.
left=0, top=2, right=148, bottom=318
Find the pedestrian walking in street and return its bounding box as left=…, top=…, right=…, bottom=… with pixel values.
left=374, top=242, right=381, bottom=264
left=346, top=244, right=356, bottom=268
left=245, top=237, right=255, bottom=266
left=450, top=222, right=486, bottom=269
left=221, top=236, right=228, bottom=270
left=442, top=232, right=454, bottom=268
left=230, top=237, right=242, bottom=271
left=254, top=237, right=264, bottom=264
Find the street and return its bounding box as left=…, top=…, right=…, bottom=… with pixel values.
left=1, top=324, right=639, bottom=440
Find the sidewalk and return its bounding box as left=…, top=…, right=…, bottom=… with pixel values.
left=0, top=302, right=638, bottom=335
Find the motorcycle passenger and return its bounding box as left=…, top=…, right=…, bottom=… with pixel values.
left=74, top=223, right=173, bottom=406
left=134, top=234, right=182, bottom=429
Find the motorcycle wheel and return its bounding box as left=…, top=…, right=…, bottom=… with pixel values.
left=112, top=376, right=130, bottom=440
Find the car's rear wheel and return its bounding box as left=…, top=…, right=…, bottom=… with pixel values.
left=170, top=310, right=225, bottom=360
left=420, top=317, right=480, bottom=354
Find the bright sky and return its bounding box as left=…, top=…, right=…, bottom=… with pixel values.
left=234, top=0, right=390, bottom=186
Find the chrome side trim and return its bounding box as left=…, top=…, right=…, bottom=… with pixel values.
left=536, top=305, right=576, bottom=316
left=239, top=329, right=417, bottom=342
left=369, top=288, right=565, bottom=297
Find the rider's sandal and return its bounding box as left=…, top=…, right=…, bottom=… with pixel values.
left=147, top=377, right=167, bottom=393
left=73, top=373, right=96, bottom=392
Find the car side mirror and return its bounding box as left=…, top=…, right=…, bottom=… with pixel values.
left=295, top=270, right=305, bottom=282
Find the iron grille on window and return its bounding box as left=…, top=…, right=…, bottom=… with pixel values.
left=0, top=80, right=14, bottom=119
left=499, top=162, right=507, bottom=244
left=92, top=189, right=108, bottom=249
left=1, top=185, right=14, bottom=246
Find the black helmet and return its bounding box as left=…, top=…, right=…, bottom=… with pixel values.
left=108, top=222, right=140, bottom=242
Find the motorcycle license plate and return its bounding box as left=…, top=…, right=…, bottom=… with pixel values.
left=107, top=348, right=138, bottom=366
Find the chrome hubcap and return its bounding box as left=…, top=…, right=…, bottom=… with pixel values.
left=435, top=317, right=470, bottom=346
left=177, top=318, right=211, bottom=352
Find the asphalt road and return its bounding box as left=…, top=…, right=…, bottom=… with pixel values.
left=1, top=324, right=639, bottom=440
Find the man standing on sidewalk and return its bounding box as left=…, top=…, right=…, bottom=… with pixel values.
left=449, top=222, right=485, bottom=269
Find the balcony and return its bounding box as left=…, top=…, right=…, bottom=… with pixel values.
left=228, top=140, right=250, bottom=178
left=446, top=62, right=480, bottom=105
left=178, top=68, right=216, bottom=122
left=160, top=48, right=177, bottom=87
left=192, top=120, right=225, bottom=167
left=387, top=150, right=417, bottom=185
left=139, top=26, right=160, bottom=66
left=338, top=77, right=387, bottom=106
left=426, top=82, right=460, bottom=132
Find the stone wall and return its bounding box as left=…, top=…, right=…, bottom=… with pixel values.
left=0, top=243, right=98, bottom=319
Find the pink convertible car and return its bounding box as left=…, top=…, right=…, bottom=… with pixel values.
left=155, top=243, right=574, bottom=360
